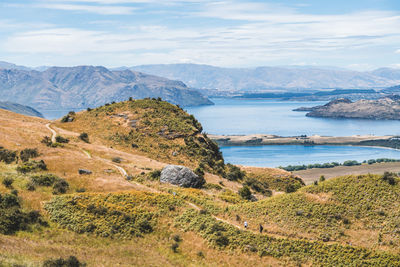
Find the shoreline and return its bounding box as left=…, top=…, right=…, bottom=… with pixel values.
left=209, top=134, right=400, bottom=149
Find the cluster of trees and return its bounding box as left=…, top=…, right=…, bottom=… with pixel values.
left=280, top=158, right=400, bottom=171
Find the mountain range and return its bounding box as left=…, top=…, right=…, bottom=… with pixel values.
left=0, top=65, right=212, bottom=110
left=129, top=64, right=400, bottom=92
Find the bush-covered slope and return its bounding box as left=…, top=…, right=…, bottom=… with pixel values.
left=45, top=191, right=183, bottom=238
left=55, top=99, right=224, bottom=172
left=229, top=173, right=400, bottom=249
left=176, top=209, right=400, bottom=267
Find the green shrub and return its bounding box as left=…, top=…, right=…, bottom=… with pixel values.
left=382, top=171, right=397, bottom=185
left=0, top=148, right=17, bottom=164
left=0, top=193, right=43, bottom=235
left=79, top=133, right=89, bottom=143
left=171, top=242, right=179, bottom=253
left=52, top=179, right=69, bottom=194
left=17, top=160, right=47, bottom=173
left=172, top=234, right=182, bottom=242
left=238, top=186, right=252, bottom=200
left=55, top=136, right=70, bottom=144
left=61, top=112, right=75, bottom=123
left=31, top=174, right=58, bottom=186
left=243, top=177, right=271, bottom=196
left=148, top=170, right=161, bottom=180
left=20, top=148, right=39, bottom=162
left=41, top=136, right=53, bottom=147
left=226, top=164, right=245, bottom=181
left=319, top=175, right=326, bottom=182
left=343, top=160, right=361, bottom=166
left=43, top=256, right=86, bottom=267
left=285, top=184, right=297, bottom=193
left=194, top=166, right=205, bottom=178
left=2, top=177, right=14, bottom=188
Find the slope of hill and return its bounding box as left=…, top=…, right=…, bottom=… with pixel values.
left=0, top=66, right=213, bottom=109
left=1, top=102, right=400, bottom=266
left=53, top=99, right=224, bottom=173
left=0, top=101, right=43, bottom=118
left=130, top=64, right=400, bottom=91
left=229, top=173, right=400, bottom=252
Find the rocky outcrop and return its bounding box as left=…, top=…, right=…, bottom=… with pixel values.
left=303, top=97, right=400, bottom=120
left=160, top=165, right=205, bottom=188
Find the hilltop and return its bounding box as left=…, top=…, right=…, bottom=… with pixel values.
left=53, top=99, right=224, bottom=173
left=1, top=101, right=400, bottom=266
left=0, top=101, right=43, bottom=118
left=299, top=97, right=400, bottom=120
left=0, top=66, right=212, bottom=110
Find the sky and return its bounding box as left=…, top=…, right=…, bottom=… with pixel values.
left=0, top=0, right=400, bottom=70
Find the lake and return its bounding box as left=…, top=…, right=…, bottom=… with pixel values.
left=220, top=145, right=400, bottom=168
left=186, top=98, right=400, bottom=136
left=186, top=98, right=400, bottom=166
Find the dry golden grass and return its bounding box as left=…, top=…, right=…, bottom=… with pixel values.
left=294, top=162, right=400, bottom=184
left=3, top=108, right=398, bottom=266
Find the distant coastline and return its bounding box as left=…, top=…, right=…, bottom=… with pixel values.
left=210, top=134, right=400, bottom=149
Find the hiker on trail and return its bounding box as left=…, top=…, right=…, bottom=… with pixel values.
left=259, top=224, right=263, bottom=233
left=244, top=221, right=248, bottom=229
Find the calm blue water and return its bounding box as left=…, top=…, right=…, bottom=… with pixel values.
left=186, top=98, right=400, bottom=166
left=186, top=98, right=400, bottom=136
left=220, top=145, right=400, bottom=168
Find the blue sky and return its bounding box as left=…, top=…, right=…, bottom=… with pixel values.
left=1, top=0, right=400, bottom=70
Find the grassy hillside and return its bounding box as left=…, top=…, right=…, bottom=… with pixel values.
left=228, top=173, right=400, bottom=252
left=2, top=104, right=400, bottom=266
left=54, top=99, right=224, bottom=173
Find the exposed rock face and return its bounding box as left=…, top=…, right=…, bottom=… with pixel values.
left=0, top=66, right=213, bottom=110
left=303, top=97, right=400, bottom=120
left=0, top=101, right=44, bottom=118
left=160, top=165, right=205, bottom=188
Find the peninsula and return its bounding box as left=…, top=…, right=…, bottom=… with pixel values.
left=294, top=96, right=400, bottom=120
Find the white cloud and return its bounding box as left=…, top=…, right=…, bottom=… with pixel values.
left=2, top=0, right=400, bottom=67
left=396, top=49, right=400, bottom=54
left=37, top=3, right=136, bottom=15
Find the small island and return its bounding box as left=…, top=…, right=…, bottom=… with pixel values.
left=294, top=96, right=400, bottom=120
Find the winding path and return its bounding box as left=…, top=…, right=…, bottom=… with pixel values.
left=45, top=123, right=57, bottom=143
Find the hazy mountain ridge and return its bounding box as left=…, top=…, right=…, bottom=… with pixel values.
left=130, top=64, right=400, bottom=91
left=0, top=101, right=44, bottom=118
left=0, top=65, right=213, bottom=109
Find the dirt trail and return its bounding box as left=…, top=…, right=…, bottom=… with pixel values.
left=45, top=123, right=57, bottom=143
